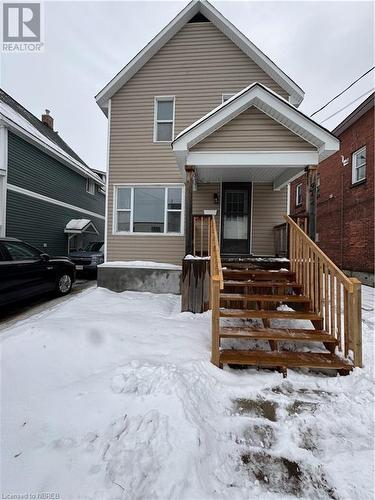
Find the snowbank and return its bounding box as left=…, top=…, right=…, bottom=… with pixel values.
left=99, top=260, right=182, bottom=270
left=1, top=286, right=374, bottom=499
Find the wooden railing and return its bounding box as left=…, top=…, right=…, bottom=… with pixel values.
left=209, top=215, right=223, bottom=366
left=285, top=215, right=362, bottom=367
left=192, top=214, right=212, bottom=256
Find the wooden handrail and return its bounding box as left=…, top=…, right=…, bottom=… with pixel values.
left=285, top=214, right=362, bottom=367
left=208, top=215, right=223, bottom=366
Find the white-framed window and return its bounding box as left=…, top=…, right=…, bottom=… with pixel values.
left=222, top=93, right=234, bottom=103
left=86, top=178, right=96, bottom=195
left=296, top=183, right=302, bottom=206
left=352, top=146, right=366, bottom=184
left=154, top=96, right=175, bottom=142
left=114, top=185, right=184, bottom=235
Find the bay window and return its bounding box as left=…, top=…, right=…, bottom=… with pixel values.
left=115, top=185, right=183, bottom=235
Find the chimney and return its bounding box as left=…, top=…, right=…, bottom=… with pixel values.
left=42, top=109, right=54, bottom=130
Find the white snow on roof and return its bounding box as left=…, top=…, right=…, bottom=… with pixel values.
left=65, top=219, right=91, bottom=231
left=0, top=101, right=103, bottom=185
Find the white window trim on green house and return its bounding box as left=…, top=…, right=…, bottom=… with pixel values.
left=113, top=184, right=185, bottom=236
left=352, top=146, right=366, bottom=184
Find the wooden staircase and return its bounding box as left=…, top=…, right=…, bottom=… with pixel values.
left=206, top=215, right=362, bottom=377
left=217, top=266, right=352, bottom=375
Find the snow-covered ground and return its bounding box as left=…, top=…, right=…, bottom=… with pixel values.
left=1, top=286, right=374, bottom=499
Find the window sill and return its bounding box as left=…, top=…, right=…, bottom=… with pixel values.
left=153, top=141, right=173, bottom=145
left=351, top=179, right=366, bottom=188
left=113, top=232, right=184, bottom=237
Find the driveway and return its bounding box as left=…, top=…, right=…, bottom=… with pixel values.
left=0, top=279, right=96, bottom=331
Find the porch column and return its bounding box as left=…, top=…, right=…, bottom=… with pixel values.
left=306, top=165, right=318, bottom=241
left=185, top=166, right=195, bottom=255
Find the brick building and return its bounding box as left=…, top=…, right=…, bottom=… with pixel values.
left=290, top=93, right=374, bottom=286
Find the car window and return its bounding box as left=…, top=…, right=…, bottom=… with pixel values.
left=3, top=242, right=41, bottom=261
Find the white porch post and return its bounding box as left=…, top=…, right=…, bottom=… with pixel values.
left=0, top=126, right=8, bottom=237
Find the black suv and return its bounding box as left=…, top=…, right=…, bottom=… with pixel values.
left=0, top=238, right=76, bottom=307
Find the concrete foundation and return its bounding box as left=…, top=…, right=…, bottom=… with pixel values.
left=98, top=265, right=181, bottom=294
left=343, top=269, right=374, bottom=288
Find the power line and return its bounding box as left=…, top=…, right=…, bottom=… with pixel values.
left=319, top=89, right=374, bottom=124
left=310, top=67, right=375, bottom=117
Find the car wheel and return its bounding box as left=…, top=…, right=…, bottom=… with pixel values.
left=56, top=273, right=73, bottom=296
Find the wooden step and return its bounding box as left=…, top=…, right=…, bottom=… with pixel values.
left=223, top=270, right=294, bottom=281
left=220, top=326, right=337, bottom=343
left=224, top=280, right=303, bottom=289
left=220, top=293, right=309, bottom=303
left=220, top=309, right=322, bottom=321
left=219, top=350, right=352, bottom=371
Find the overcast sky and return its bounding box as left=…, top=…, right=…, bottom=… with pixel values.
left=2, top=0, right=374, bottom=171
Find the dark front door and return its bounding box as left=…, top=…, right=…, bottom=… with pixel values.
left=221, top=183, right=251, bottom=255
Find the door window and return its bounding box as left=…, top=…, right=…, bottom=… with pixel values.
left=3, top=242, right=41, bottom=261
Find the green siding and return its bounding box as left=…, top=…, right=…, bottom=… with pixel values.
left=6, top=190, right=104, bottom=256
left=7, top=132, right=105, bottom=215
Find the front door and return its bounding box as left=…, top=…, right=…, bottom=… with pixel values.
left=221, top=183, right=251, bottom=255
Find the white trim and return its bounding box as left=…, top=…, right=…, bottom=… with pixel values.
left=0, top=115, right=104, bottom=187
left=172, top=83, right=339, bottom=174
left=112, top=184, right=185, bottom=236
left=0, top=126, right=8, bottom=237
left=273, top=168, right=305, bottom=191
left=86, top=178, right=96, bottom=195
left=153, top=96, right=176, bottom=143
left=250, top=181, right=254, bottom=254
left=187, top=151, right=319, bottom=167
left=95, top=0, right=304, bottom=113
left=351, top=145, right=366, bottom=184
left=7, top=184, right=105, bottom=220
left=295, top=182, right=302, bottom=206
left=104, top=99, right=111, bottom=262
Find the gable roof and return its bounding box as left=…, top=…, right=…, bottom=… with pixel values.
left=172, top=83, right=339, bottom=170
left=0, top=88, right=104, bottom=186
left=333, top=91, right=374, bottom=136
left=95, top=0, right=304, bottom=113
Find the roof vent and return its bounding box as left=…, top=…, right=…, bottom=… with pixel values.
left=42, top=109, right=54, bottom=130
left=188, top=13, right=210, bottom=23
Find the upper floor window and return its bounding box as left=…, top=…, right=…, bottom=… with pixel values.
left=296, top=183, right=302, bottom=206
left=114, top=185, right=183, bottom=235
left=222, top=93, right=234, bottom=103
left=352, top=146, right=366, bottom=184
left=154, top=97, right=175, bottom=142
left=86, top=178, right=96, bottom=195
left=316, top=173, right=320, bottom=198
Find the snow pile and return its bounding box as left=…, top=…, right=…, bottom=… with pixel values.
left=99, top=261, right=182, bottom=270
left=1, top=286, right=374, bottom=499
left=65, top=218, right=91, bottom=231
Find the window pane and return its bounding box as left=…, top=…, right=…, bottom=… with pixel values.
left=157, top=100, right=173, bottom=120
left=157, top=122, right=173, bottom=142
left=134, top=188, right=165, bottom=233
left=117, top=188, right=131, bottom=209
left=356, top=150, right=366, bottom=167
left=167, top=212, right=181, bottom=233
left=168, top=188, right=182, bottom=209
left=4, top=242, right=40, bottom=260
left=117, top=211, right=130, bottom=232
left=357, top=165, right=365, bottom=181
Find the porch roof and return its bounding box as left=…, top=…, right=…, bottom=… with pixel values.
left=172, top=83, right=340, bottom=188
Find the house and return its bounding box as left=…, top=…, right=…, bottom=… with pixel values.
left=290, top=93, right=374, bottom=287
left=96, top=0, right=362, bottom=373
left=0, top=89, right=105, bottom=256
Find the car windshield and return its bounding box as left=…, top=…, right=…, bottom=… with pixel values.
left=84, top=242, right=104, bottom=252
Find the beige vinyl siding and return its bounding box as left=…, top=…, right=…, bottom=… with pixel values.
left=192, top=183, right=220, bottom=215
left=108, top=21, right=290, bottom=263
left=251, top=183, right=288, bottom=255
left=193, top=107, right=316, bottom=151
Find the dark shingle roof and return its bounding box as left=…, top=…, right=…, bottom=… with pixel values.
left=0, top=88, right=88, bottom=167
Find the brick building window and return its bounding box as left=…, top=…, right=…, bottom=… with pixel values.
left=352, top=146, right=366, bottom=184
left=296, top=183, right=302, bottom=206
left=316, top=173, right=320, bottom=197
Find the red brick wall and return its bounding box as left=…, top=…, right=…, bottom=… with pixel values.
left=290, top=107, right=374, bottom=274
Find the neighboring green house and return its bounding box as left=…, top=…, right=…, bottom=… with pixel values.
left=0, top=89, right=105, bottom=256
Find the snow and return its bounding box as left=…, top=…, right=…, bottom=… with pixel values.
left=1, top=285, right=374, bottom=499
left=99, top=260, right=182, bottom=270
left=65, top=218, right=91, bottom=231
left=184, top=254, right=210, bottom=260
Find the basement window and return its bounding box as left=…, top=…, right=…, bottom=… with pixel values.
left=115, top=185, right=183, bottom=235
left=352, top=146, right=366, bottom=184
left=296, top=183, right=302, bottom=206
left=86, top=178, right=96, bottom=195
left=154, top=97, right=175, bottom=142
